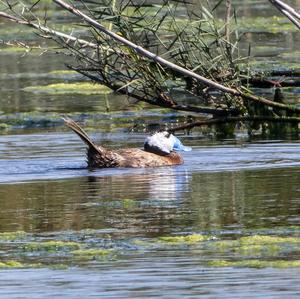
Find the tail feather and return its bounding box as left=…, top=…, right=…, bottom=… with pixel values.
left=63, top=117, right=104, bottom=155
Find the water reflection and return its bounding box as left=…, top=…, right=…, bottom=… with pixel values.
left=0, top=166, right=299, bottom=234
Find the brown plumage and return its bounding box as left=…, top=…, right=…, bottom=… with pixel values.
left=64, top=118, right=183, bottom=168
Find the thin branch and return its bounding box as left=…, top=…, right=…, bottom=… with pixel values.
left=169, top=115, right=300, bottom=133
left=269, top=0, right=300, bottom=29
left=0, top=11, right=98, bottom=48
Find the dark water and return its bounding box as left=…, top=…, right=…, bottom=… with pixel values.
left=1, top=0, right=300, bottom=298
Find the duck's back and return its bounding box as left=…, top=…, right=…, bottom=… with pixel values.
left=88, top=147, right=183, bottom=168
left=116, top=148, right=183, bottom=167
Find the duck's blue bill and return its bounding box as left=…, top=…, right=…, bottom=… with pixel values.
left=172, top=136, right=192, bottom=152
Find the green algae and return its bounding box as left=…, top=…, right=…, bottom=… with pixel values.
left=0, top=260, right=42, bottom=269
left=71, top=248, right=114, bottom=260
left=212, top=235, right=300, bottom=250
left=237, top=16, right=297, bottom=33
left=0, top=123, right=9, bottom=130
left=122, top=198, right=136, bottom=209
left=209, top=235, right=300, bottom=262
left=0, top=260, right=23, bottom=268
left=238, top=244, right=280, bottom=257
left=208, top=259, right=300, bottom=269
left=158, top=234, right=211, bottom=244
left=0, top=231, right=27, bottom=241
left=22, top=241, right=81, bottom=252
left=23, top=82, right=112, bottom=95
left=240, top=235, right=300, bottom=245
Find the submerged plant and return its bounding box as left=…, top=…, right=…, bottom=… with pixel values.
left=0, top=231, right=27, bottom=241
left=158, top=234, right=211, bottom=244
left=208, top=259, right=300, bottom=269
left=22, top=241, right=81, bottom=252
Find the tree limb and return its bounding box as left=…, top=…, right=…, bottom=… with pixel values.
left=52, top=0, right=300, bottom=114
left=169, top=115, right=300, bottom=133
left=0, top=11, right=98, bottom=48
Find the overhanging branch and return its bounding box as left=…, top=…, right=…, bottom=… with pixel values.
left=52, top=0, right=300, bottom=114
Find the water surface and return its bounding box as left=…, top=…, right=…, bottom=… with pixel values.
left=1, top=0, right=300, bottom=298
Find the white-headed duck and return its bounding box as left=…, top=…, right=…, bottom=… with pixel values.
left=64, top=117, right=191, bottom=168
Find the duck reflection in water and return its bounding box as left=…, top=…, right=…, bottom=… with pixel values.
left=86, top=168, right=191, bottom=202
left=64, top=118, right=191, bottom=168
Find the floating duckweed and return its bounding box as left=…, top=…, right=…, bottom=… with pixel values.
left=208, top=259, right=300, bottom=269
left=72, top=248, right=113, bottom=257
left=211, top=235, right=298, bottom=257
left=0, top=260, right=24, bottom=268
left=158, top=234, right=210, bottom=244
left=0, top=231, right=27, bottom=241
left=238, top=244, right=280, bottom=257
left=0, top=123, right=9, bottom=130
left=213, top=240, right=239, bottom=250
left=22, top=241, right=81, bottom=252
left=240, top=235, right=300, bottom=245
left=23, top=82, right=112, bottom=95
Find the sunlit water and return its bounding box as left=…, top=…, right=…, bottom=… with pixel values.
left=0, top=132, right=300, bottom=298
left=1, top=0, right=300, bottom=298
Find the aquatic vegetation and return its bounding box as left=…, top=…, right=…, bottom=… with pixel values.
left=0, top=260, right=42, bottom=269
left=23, top=82, right=112, bottom=95
left=238, top=16, right=297, bottom=33
left=22, top=241, right=81, bottom=252
left=71, top=248, right=114, bottom=260
left=238, top=244, right=280, bottom=257
left=0, top=260, right=24, bottom=268
left=158, top=234, right=211, bottom=244
left=208, top=234, right=300, bottom=266
left=239, top=235, right=300, bottom=245
left=122, top=199, right=136, bottom=209
left=208, top=259, right=300, bottom=269
left=0, top=231, right=27, bottom=241
left=0, top=123, right=9, bottom=131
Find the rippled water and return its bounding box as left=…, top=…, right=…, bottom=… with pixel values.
left=0, top=132, right=300, bottom=298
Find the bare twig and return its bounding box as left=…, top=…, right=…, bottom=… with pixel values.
left=0, top=11, right=98, bottom=48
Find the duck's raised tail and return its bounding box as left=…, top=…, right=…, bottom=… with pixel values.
left=63, top=117, right=104, bottom=155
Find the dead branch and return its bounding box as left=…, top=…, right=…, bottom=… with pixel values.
left=52, top=0, right=300, bottom=114
left=169, top=115, right=300, bottom=133
left=0, top=11, right=98, bottom=49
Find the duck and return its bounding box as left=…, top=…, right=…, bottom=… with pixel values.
left=63, top=117, right=191, bottom=168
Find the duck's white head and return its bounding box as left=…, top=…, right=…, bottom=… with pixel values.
left=144, top=131, right=191, bottom=155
